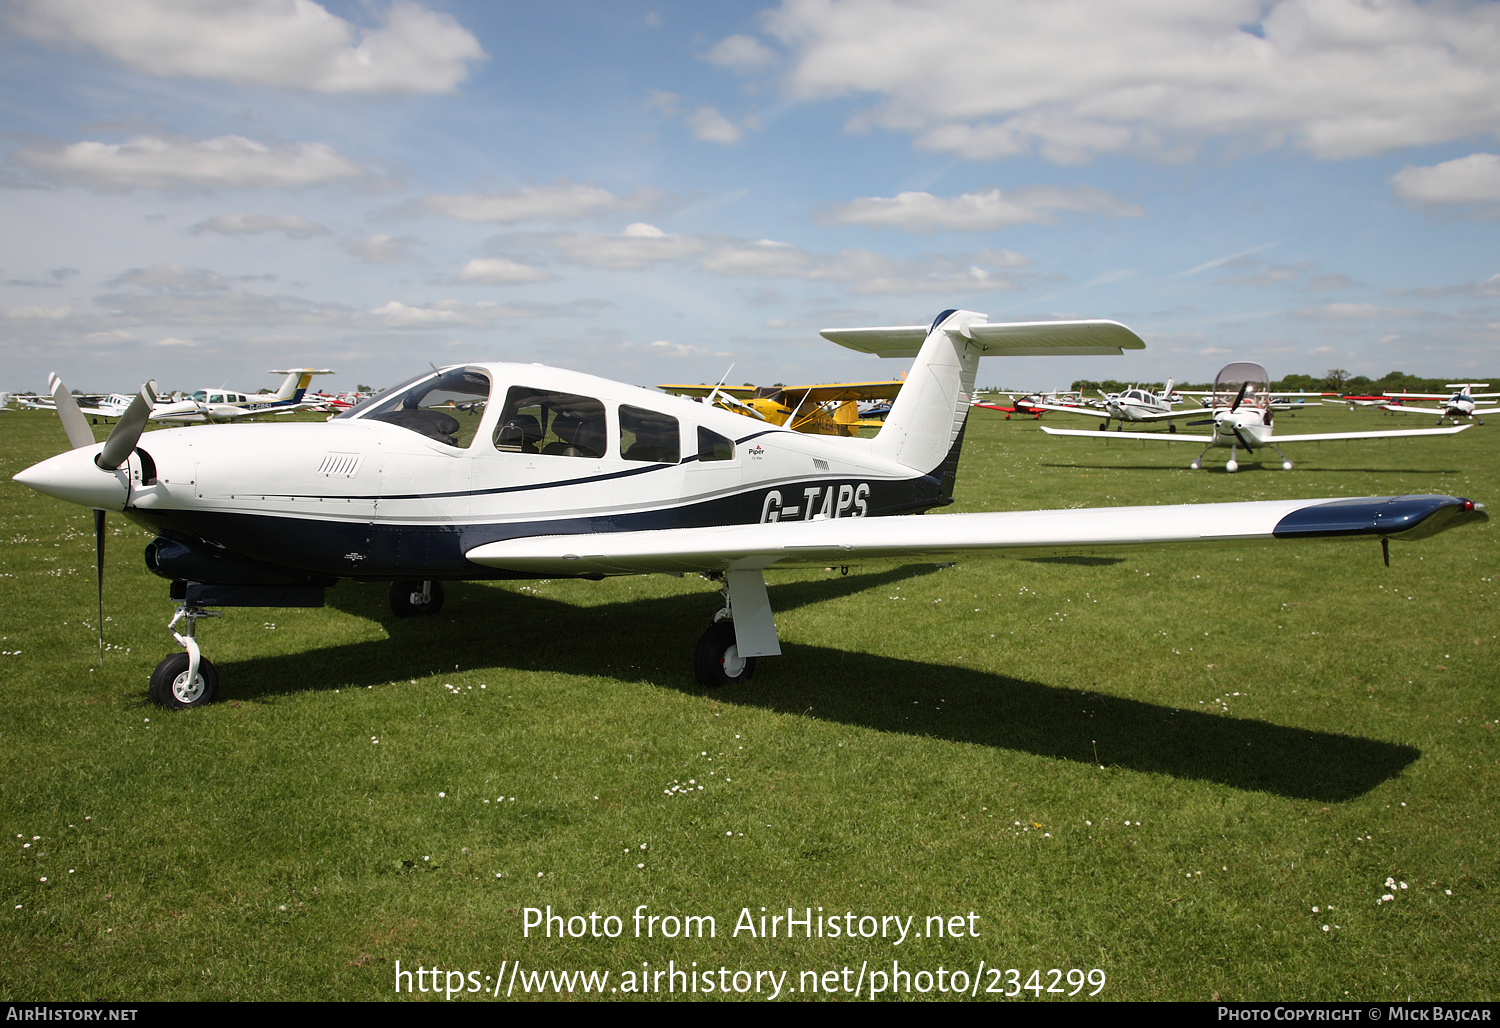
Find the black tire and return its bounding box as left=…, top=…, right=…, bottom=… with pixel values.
left=149, top=652, right=219, bottom=709
left=1169, top=423, right=1177, bottom=434
left=693, top=621, right=756, bottom=688
left=390, top=579, right=444, bottom=617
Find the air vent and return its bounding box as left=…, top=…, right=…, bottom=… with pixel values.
left=812, top=458, right=829, bottom=471
left=317, top=453, right=363, bottom=478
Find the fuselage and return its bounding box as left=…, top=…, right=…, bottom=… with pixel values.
left=18, top=362, right=950, bottom=582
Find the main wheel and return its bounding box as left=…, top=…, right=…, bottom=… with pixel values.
left=693, top=621, right=755, bottom=688
left=149, top=652, right=219, bottom=709
left=1169, top=423, right=1177, bottom=434
left=390, top=579, right=444, bottom=617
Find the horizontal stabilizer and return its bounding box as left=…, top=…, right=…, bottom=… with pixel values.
left=465, top=495, right=1484, bottom=577
left=822, top=319, right=1145, bottom=358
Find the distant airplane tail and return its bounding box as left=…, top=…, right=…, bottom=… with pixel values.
left=267, top=368, right=334, bottom=403
left=821, top=310, right=1145, bottom=497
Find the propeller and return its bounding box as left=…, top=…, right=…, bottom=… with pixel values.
left=1230, top=381, right=1251, bottom=413
left=1187, top=418, right=1216, bottom=426
left=46, top=375, right=158, bottom=666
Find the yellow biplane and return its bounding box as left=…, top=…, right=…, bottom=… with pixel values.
left=658, top=378, right=903, bottom=436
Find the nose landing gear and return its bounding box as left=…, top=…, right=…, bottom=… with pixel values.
left=150, top=605, right=221, bottom=708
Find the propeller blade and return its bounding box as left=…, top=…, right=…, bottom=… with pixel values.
left=48, top=373, right=95, bottom=451
left=1187, top=419, right=1216, bottom=426
left=1230, top=381, right=1251, bottom=413
left=94, top=508, right=106, bottom=667
left=96, top=381, right=158, bottom=471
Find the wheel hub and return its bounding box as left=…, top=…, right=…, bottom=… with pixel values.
left=172, top=670, right=205, bottom=704
left=721, top=644, right=746, bottom=678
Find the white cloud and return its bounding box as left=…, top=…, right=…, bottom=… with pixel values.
left=190, top=214, right=330, bottom=238
left=1390, top=153, right=1500, bottom=213
left=497, top=225, right=1030, bottom=293
left=17, top=135, right=365, bottom=190
left=502, top=224, right=707, bottom=270
left=687, top=107, right=745, bottom=145
left=407, top=183, right=663, bottom=223
left=702, top=34, right=779, bottom=72
left=764, top=0, right=1500, bottom=163
left=1385, top=273, right=1500, bottom=299
left=360, top=299, right=606, bottom=328
left=819, top=186, right=1142, bottom=231
left=1290, top=303, right=1425, bottom=321
left=8, top=0, right=484, bottom=95
left=456, top=258, right=548, bottom=284
left=343, top=235, right=423, bottom=264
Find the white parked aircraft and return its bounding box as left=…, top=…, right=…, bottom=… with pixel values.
left=1379, top=384, right=1500, bottom=425
left=149, top=369, right=335, bottom=423
left=24, top=370, right=334, bottom=425
left=1042, top=362, right=1471, bottom=471
left=14, top=315, right=1486, bottom=707
left=1023, top=381, right=1202, bottom=431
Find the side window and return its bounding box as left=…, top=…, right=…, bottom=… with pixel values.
left=697, top=426, right=734, bottom=462
left=494, top=387, right=606, bottom=458
left=620, top=405, right=680, bottom=463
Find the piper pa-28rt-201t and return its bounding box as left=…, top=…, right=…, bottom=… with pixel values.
left=13, top=310, right=1487, bottom=707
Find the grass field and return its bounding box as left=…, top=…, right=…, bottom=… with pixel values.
left=1, top=401, right=1495, bottom=1002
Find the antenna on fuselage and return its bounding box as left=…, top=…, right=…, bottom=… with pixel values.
left=704, top=364, right=735, bottom=410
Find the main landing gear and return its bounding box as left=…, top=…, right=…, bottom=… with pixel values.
left=150, top=604, right=221, bottom=708
left=390, top=579, right=444, bottom=617
left=693, top=570, right=781, bottom=688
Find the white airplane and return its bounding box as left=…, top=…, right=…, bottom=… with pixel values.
left=1022, top=381, right=1203, bottom=431
left=13, top=313, right=1486, bottom=708
left=1379, top=384, right=1500, bottom=425
left=149, top=369, right=335, bottom=423
left=21, top=385, right=138, bottom=422
left=1042, top=361, right=1471, bottom=471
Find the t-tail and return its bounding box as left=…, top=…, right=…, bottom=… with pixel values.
left=821, top=310, right=1147, bottom=498
left=267, top=368, right=334, bottom=403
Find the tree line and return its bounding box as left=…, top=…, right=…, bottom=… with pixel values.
left=1069, top=370, right=1494, bottom=395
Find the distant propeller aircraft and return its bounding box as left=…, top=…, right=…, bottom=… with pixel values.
left=1042, top=362, right=1470, bottom=471
left=14, top=315, right=1486, bottom=708
left=658, top=379, right=903, bottom=437
left=1378, top=384, right=1499, bottom=425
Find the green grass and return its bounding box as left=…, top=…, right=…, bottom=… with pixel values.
left=0, top=403, right=1495, bottom=1001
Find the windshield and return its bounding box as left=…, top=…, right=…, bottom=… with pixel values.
left=345, top=367, right=492, bottom=447
left=1211, top=362, right=1270, bottom=411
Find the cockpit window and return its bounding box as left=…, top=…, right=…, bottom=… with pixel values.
left=350, top=367, right=491, bottom=447
left=1212, top=362, right=1271, bottom=411
left=190, top=391, right=207, bottom=402
left=620, top=405, right=680, bottom=463
left=697, top=426, right=734, bottom=462
left=494, top=387, right=606, bottom=458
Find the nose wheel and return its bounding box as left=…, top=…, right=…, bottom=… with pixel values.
left=151, top=604, right=221, bottom=708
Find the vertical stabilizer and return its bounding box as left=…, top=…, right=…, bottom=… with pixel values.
left=869, top=309, right=985, bottom=477
left=267, top=369, right=333, bottom=403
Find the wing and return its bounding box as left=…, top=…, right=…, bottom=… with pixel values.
left=1378, top=403, right=1444, bottom=415
left=821, top=318, right=1144, bottom=357
left=1023, top=402, right=1110, bottom=418
left=1270, top=425, right=1471, bottom=443
left=1040, top=426, right=1210, bottom=441
left=658, top=384, right=759, bottom=399
left=779, top=381, right=906, bottom=405
left=465, top=495, right=1485, bottom=576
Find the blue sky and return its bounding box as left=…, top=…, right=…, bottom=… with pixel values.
left=2, top=0, right=1498, bottom=396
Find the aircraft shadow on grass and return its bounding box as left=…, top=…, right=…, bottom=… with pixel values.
left=222, top=569, right=1417, bottom=803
